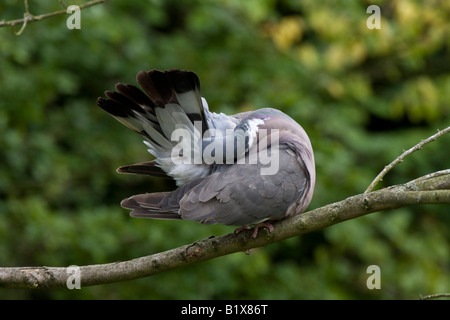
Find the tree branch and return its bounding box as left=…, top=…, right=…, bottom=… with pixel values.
left=419, top=293, right=450, bottom=300
left=0, top=0, right=105, bottom=34
left=365, top=126, right=450, bottom=193
left=1, top=172, right=449, bottom=289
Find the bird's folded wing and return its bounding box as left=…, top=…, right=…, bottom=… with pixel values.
left=178, top=144, right=310, bottom=226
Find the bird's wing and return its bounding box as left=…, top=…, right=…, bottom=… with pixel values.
left=122, top=141, right=313, bottom=226
left=179, top=142, right=311, bottom=226
left=97, top=69, right=213, bottom=185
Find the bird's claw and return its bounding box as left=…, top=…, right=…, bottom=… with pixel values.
left=234, top=222, right=274, bottom=239
left=234, top=225, right=251, bottom=235
left=251, top=222, right=274, bottom=238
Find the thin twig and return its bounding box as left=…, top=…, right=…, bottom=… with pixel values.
left=365, top=126, right=450, bottom=193
left=12, top=0, right=31, bottom=35
left=419, top=293, right=450, bottom=300
left=0, top=0, right=105, bottom=32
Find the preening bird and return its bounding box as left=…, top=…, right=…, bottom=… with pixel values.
left=97, top=69, right=315, bottom=237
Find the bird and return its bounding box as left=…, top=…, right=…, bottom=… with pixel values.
left=97, top=69, right=315, bottom=238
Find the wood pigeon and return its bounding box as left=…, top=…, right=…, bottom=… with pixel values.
left=97, top=69, right=315, bottom=237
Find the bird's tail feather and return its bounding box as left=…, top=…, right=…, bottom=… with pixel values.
left=116, top=160, right=171, bottom=178
left=97, top=69, right=208, bottom=154
left=121, top=192, right=181, bottom=220
left=97, top=69, right=210, bottom=179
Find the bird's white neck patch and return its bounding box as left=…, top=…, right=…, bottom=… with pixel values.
left=247, top=118, right=265, bottom=131
left=246, top=118, right=265, bottom=148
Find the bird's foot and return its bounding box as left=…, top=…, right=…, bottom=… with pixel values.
left=234, top=225, right=251, bottom=235
left=251, top=222, right=274, bottom=239
left=235, top=222, right=274, bottom=255
left=234, top=222, right=274, bottom=239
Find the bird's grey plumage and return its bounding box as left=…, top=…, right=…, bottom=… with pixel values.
left=97, top=69, right=315, bottom=228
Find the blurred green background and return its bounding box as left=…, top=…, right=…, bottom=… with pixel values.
left=0, top=0, right=449, bottom=299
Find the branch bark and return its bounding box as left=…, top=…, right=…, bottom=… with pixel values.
left=1, top=171, right=449, bottom=289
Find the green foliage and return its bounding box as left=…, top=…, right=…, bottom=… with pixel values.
left=0, top=0, right=448, bottom=299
